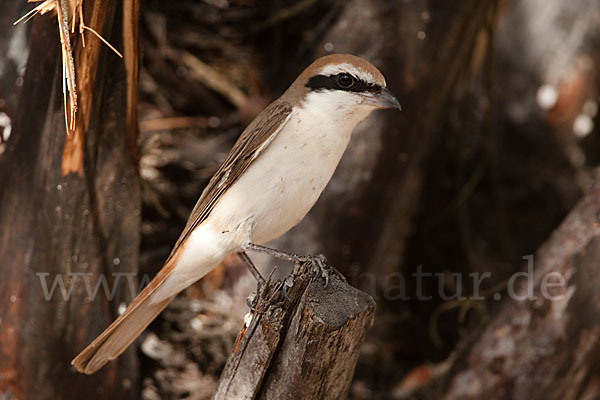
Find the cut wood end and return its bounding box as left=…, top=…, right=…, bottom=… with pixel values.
left=304, top=273, right=376, bottom=328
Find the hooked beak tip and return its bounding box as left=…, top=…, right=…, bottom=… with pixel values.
left=363, top=87, right=401, bottom=110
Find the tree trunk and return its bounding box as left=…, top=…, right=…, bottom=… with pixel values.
left=214, top=266, right=375, bottom=400
left=0, top=1, right=140, bottom=399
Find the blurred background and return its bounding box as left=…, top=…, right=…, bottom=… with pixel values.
left=1, top=0, right=600, bottom=399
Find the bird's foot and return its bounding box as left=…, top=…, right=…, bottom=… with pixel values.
left=246, top=291, right=257, bottom=312
left=239, top=251, right=265, bottom=286
left=243, top=243, right=331, bottom=288
left=306, top=253, right=330, bottom=288
left=238, top=252, right=266, bottom=312
left=282, top=274, right=294, bottom=301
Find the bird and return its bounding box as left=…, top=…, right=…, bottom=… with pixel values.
left=71, top=53, right=401, bottom=374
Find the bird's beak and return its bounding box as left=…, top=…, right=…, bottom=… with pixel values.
left=362, top=87, right=401, bottom=110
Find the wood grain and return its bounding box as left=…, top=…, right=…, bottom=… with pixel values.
left=214, top=265, right=375, bottom=400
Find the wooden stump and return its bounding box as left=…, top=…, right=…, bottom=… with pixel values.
left=213, top=265, right=376, bottom=400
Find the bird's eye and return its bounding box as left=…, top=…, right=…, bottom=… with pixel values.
left=336, top=73, right=354, bottom=89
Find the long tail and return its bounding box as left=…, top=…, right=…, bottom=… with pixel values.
left=71, top=261, right=178, bottom=374
left=72, top=223, right=228, bottom=374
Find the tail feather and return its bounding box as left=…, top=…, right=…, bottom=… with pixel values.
left=71, top=261, right=177, bottom=374
left=72, top=225, right=225, bottom=374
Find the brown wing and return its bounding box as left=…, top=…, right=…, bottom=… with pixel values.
left=166, top=101, right=293, bottom=261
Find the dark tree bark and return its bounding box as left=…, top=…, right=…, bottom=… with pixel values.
left=214, top=267, right=375, bottom=400
left=421, top=180, right=600, bottom=400
left=0, top=1, right=140, bottom=399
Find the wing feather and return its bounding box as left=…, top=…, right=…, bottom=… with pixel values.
left=166, top=101, right=293, bottom=260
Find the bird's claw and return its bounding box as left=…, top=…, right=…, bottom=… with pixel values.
left=246, top=291, right=257, bottom=312
left=282, top=275, right=294, bottom=301
left=306, top=253, right=329, bottom=288
left=281, top=255, right=329, bottom=301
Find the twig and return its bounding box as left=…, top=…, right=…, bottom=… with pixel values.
left=82, top=25, right=123, bottom=58
left=13, top=0, right=55, bottom=25
left=180, top=51, right=248, bottom=110
left=56, top=0, right=78, bottom=133
left=13, top=7, right=41, bottom=26
left=139, top=116, right=209, bottom=133
left=428, top=278, right=508, bottom=348
left=253, top=0, right=319, bottom=32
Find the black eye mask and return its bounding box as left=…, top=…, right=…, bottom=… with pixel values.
left=306, top=73, right=382, bottom=94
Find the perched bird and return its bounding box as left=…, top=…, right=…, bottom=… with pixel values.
left=72, top=53, right=400, bottom=374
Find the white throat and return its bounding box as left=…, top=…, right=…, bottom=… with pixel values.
left=299, top=90, right=375, bottom=136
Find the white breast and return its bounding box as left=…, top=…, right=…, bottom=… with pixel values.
left=206, top=90, right=375, bottom=247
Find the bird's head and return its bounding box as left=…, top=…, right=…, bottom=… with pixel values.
left=286, top=54, right=400, bottom=125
